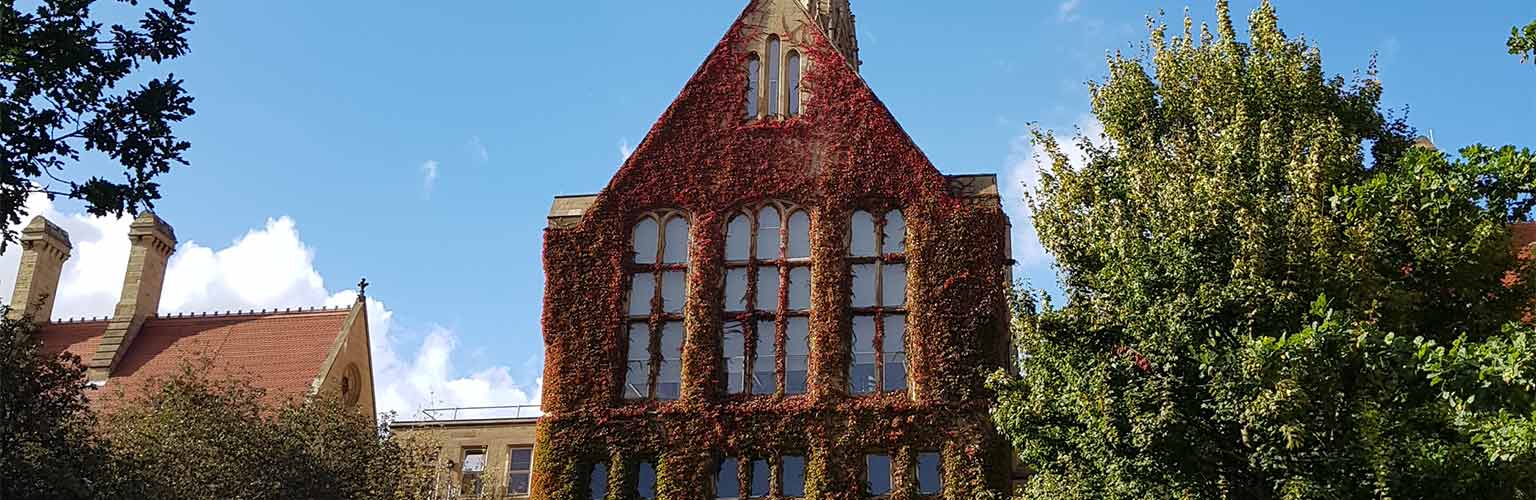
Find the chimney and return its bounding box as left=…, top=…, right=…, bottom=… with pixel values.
left=6, top=217, right=73, bottom=323
left=90, top=212, right=176, bottom=381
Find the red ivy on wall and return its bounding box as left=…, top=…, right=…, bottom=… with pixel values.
left=533, top=2, right=1012, bottom=498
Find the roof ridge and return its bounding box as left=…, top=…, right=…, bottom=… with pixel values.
left=149, top=306, right=352, bottom=321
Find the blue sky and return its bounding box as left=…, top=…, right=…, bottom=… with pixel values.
left=5, top=0, right=1533, bottom=416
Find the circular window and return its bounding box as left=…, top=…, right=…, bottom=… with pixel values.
left=341, top=363, right=362, bottom=407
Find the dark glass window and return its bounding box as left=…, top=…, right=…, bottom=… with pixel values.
left=766, top=36, right=781, bottom=115
left=746, top=54, right=761, bottom=118
left=916, top=452, right=942, bottom=495
left=865, top=454, right=893, bottom=496
left=716, top=458, right=741, bottom=499
left=508, top=447, right=534, bottom=496
left=626, top=211, right=690, bottom=400
left=749, top=459, right=771, bottom=498
left=637, top=462, right=658, bottom=499
left=589, top=463, right=608, bottom=500
left=786, top=51, right=802, bottom=116
left=782, top=455, right=806, bottom=498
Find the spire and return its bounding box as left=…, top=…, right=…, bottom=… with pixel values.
left=807, top=0, right=860, bottom=71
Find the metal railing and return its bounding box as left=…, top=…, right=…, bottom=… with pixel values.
left=415, top=404, right=543, bottom=422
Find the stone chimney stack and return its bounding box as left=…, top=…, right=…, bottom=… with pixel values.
left=90, top=212, right=176, bottom=381
left=6, top=217, right=73, bottom=323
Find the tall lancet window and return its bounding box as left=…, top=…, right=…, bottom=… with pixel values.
left=626, top=211, right=690, bottom=401
left=786, top=51, right=801, bottom=116
left=766, top=36, right=781, bottom=116
left=746, top=53, right=761, bottom=118
left=849, top=209, right=908, bottom=395
left=723, top=202, right=812, bottom=396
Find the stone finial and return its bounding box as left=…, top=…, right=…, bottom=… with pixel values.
left=6, top=216, right=73, bottom=322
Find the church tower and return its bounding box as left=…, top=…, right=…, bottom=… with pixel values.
left=806, top=0, right=860, bottom=70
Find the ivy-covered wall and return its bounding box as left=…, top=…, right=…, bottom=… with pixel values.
left=532, top=1, right=1012, bottom=498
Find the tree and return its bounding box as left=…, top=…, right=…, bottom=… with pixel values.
left=0, top=308, right=110, bottom=499
left=1512, top=20, right=1536, bottom=64
left=101, top=358, right=440, bottom=500
left=991, top=1, right=1536, bottom=498
left=1, top=0, right=196, bottom=250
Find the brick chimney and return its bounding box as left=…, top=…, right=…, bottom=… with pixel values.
left=6, top=217, right=73, bottom=323
left=90, top=212, right=176, bottom=381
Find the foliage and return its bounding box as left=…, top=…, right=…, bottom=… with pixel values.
left=0, top=308, right=111, bottom=499
left=100, top=358, right=439, bottom=500
left=1, top=0, right=196, bottom=250
left=1512, top=20, right=1536, bottom=64
left=991, top=1, right=1536, bottom=498
left=533, top=3, right=1012, bottom=498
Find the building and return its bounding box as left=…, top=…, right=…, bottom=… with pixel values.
left=389, top=1, right=1009, bottom=499
left=6, top=213, right=376, bottom=414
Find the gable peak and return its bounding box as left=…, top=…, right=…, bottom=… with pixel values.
left=796, top=0, right=860, bottom=71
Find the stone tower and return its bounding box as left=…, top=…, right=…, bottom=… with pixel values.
left=806, top=0, right=860, bottom=70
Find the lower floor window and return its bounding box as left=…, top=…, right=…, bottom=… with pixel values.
left=508, top=447, right=534, bottom=496
left=716, top=455, right=805, bottom=499
left=588, top=462, right=608, bottom=499
left=916, top=452, right=942, bottom=495
left=865, top=453, right=893, bottom=496
left=637, top=461, right=658, bottom=499
left=461, top=448, right=487, bottom=496
left=852, top=315, right=908, bottom=394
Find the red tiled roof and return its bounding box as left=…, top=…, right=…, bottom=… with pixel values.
left=38, top=309, right=349, bottom=410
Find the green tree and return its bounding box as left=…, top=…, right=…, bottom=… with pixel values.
left=1512, top=20, right=1536, bottom=64
left=1, top=0, right=196, bottom=250
left=0, top=309, right=110, bottom=499
left=102, top=358, right=439, bottom=500
left=991, top=1, right=1536, bottom=498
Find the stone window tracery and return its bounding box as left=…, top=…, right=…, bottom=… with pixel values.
left=723, top=201, right=812, bottom=396
left=625, top=211, right=690, bottom=401
left=849, top=209, right=908, bottom=395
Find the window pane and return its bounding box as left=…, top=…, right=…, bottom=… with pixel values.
left=756, top=267, right=780, bottom=311
left=727, top=215, right=752, bottom=261
left=883, top=352, right=907, bottom=392
left=725, top=268, right=750, bottom=312
left=662, top=270, right=687, bottom=314
left=590, top=463, right=608, bottom=499
left=850, top=211, right=876, bottom=256
left=882, top=210, right=905, bottom=254
left=664, top=216, right=690, bottom=264
left=725, top=321, right=747, bottom=394
left=786, top=210, right=810, bottom=259
left=629, top=273, right=655, bottom=316
left=757, top=206, right=781, bottom=260
left=783, top=455, right=806, bottom=497
left=785, top=317, right=809, bottom=395
left=463, top=449, right=486, bottom=472
left=753, top=320, right=776, bottom=395
left=787, top=267, right=810, bottom=311
left=766, top=37, right=781, bottom=115
left=750, top=459, right=771, bottom=498
left=717, top=458, right=741, bottom=498
left=746, top=56, right=761, bottom=118
left=917, top=452, right=942, bottom=495
left=881, top=263, right=907, bottom=307
left=510, top=448, right=534, bottom=471
left=851, top=264, right=877, bottom=308
left=866, top=455, right=892, bottom=496
left=634, top=218, right=659, bottom=264
left=509, top=471, right=531, bottom=495
left=851, top=316, right=877, bottom=395
left=638, top=462, right=658, bottom=499
left=882, top=315, right=905, bottom=354
left=658, top=321, right=685, bottom=400
left=786, top=52, right=801, bottom=117
left=627, top=322, right=650, bottom=399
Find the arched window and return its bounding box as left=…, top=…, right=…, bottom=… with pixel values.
left=626, top=211, right=690, bottom=401
left=746, top=53, right=761, bottom=118
left=786, top=51, right=801, bottom=116
left=766, top=36, right=782, bottom=116
left=849, top=209, right=907, bottom=395
left=723, top=201, right=812, bottom=396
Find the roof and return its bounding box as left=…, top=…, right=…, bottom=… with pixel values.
left=548, top=194, right=599, bottom=228
left=1515, top=223, right=1536, bottom=258
left=945, top=174, right=1000, bottom=199
left=39, top=308, right=351, bottom=410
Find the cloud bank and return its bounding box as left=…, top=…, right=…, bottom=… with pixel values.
left=0, top=194, right=537, bottom=420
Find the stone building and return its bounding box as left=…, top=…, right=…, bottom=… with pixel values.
left=6, top=213, right=376, bottom=415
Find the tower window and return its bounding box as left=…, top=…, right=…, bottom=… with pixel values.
left=849, top=210, right=908, bottom=395
left=786, top=51, right=801, bottom=116
left=746, top=53, right=761, bottom=118
left=766, top=36, right=781, bottom=116
left=723, top=202, right=812, bottom=396
left=626, top=211, right=690, bottom=401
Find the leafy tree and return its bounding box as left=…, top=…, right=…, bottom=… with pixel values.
left=1, top=0, right=196, bottom=250
left=101, top=358, right=440, bottom=500
left=1512, top=20, right=1536, bottom=64
left=0, top=308, right=110, bottom=499
left=991, top=1, right=1536, bottom=498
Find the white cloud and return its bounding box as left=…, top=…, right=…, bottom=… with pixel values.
left=1002, top=114, right=1106, bottom=267
left=1058, top=0, right=1084, bottom=22
left=468, top=136, right=489, bottom=164
left=0, top=194, right=537, bottom=421
left=618, top=138, right=634, bottom=161
left=420, top=160, right=440, bottom=199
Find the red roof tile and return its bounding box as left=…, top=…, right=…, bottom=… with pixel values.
left=38, top=309, right=349, bottom=411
